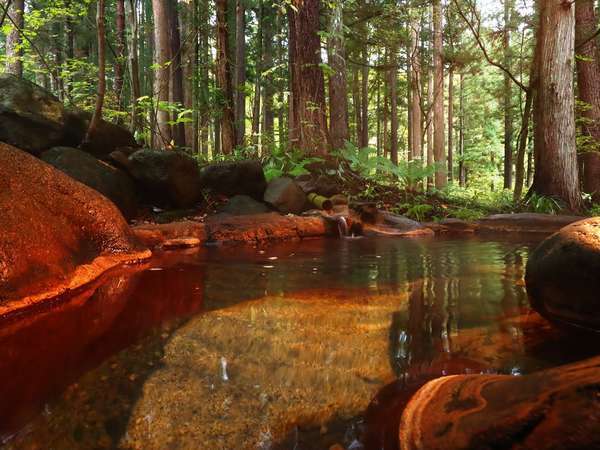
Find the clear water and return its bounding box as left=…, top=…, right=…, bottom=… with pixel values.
left=1, top=236, right=598, bottom=449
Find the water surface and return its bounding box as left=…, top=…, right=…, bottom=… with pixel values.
left=2, top=236, right=598, bottom=449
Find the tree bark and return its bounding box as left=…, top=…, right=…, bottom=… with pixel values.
left=409, top=12, right=422, bottom=163
left=234, top=0, right=246, bottom=146
left=503, top=0, right=514, bottom=189
left=115, top=0, right=126, bottom=115
left=126, top=0, right=141, bottom=135
left=575, top=0, right=600, bottom=146
left=5, top=0, right=24, bottom=77
left=168, top=0, right=185, bottom=148
left=389, top=46, right=399, bottom=165
left=459, top=72, right=465, bottom=187
left=360, top=47, right=369, bottom=148
left=328, top=0, right=349, bottom=150
left=433, top=0, right=446, bottom=188
left=85, top=0, right=106, bottom=143
left=262, top=4, right=275, bottom=148
left=152, top=0, right=172, bottom=148
left=531, top=0, right=581, bottom=210
left=216, top=0, right=237, bottom=154
left=288, top=0, right=330, bottom=156
left=447, top=66, right=454, bottom=182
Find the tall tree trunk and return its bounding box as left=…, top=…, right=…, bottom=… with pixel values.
left=182, top=0, right=198, bottom=151
left=514, top=87, right=534, bottom=200
left=503, top=0, right=514, bottom=189
left=126, top=0, right=141, bottom=135
left=575, top=0, right=600, bottom=146
left=115, top=0, right=126, bottom=116
left=409, top=12, right=422, bottom=164
left=427, top=59, right=434, bottom=189
left=360, top=47, right=369, bottom=148
left=328, top=0, right=349, bottom=149
left=85, top=0, right=106, bottom=143
left=251, top=3, right=262, bottom=148
left=459, top=72, right=465, bottom=187
left=152, top=0, right=172, bottom=148
left=234, top=0, right=246, bottom=146
left=216, top=0, right=237, bottom=154
left=447, top=67, right=454, bottom=182
left=262, top=4, right=275, bottom=149
left=199, top=0, right=210, bottom=155
left=168, top=0, right=186, bottom=147
left=531, top=0, right=581, bottom=210
left=5, top=0, right=24, bottom=77
left=433, top=0, right=446, bottom=188
left=352, top=67, right=362, bottom=145
left=288, top=0, right=330, bottom=156
left=389, top=46, right=399, bottom=165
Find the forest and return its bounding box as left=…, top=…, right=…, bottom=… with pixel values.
left=1, top=0, right=598, bottom=217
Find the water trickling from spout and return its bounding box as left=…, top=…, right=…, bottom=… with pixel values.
left=336, top=216, right=349, bottom=238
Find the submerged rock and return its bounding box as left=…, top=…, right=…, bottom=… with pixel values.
left=41, top=147, right=138, bottom=219
left=128, top=149, right=202, bottom=209
left=477, top=213, right=583, bottom=234
left=264, top=177, right=307, bottom=215
left=0, top=143, right=149, bottom=312
left=198, top=160, right=267, bottom=200
left=218, top=195, right=271, bottom=216
left=399, top=356, right=600, bottom=450
left=363, top=211, right=434, bottom=238
left=526, top=217, right=600, bottom=331
left=0, top=74, right=76, bottom=154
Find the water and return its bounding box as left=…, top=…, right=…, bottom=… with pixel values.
left=1, top=236, right=598, bottom=449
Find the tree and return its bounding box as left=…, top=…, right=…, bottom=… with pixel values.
left=115, top=0, right=126, bottom=114
left=152, top=0, right=172, bottom=148
left=288, top=0, right=330, bottom=156
left=216, top=0, right=237, bottom=154
left=85, top=0, right=106, bottom=143
left=234, top=0, right=246, bottom=146
left=125, top=0, right=141, bottom=134
left=408, top=7, right=422, bottom=166
left=503, top=0, right=514, bottom=189
left=433, top=0, right=446, bottom=188
left=531, top=0, right=581, bottom=210
left=328, top=0, right=349, bottom=150
left=5, top=0, right=24, bottom=77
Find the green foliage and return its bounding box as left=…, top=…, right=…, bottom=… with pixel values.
left=398, top=203, right=433, bottom=222
left=524, top=193, right=562, bottom=215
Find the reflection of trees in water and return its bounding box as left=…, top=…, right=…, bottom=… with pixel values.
left=388, top=239, right=531, bottom=380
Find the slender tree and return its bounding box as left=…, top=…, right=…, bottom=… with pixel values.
left=433, top=0, right=446, bottom=188
left=503, top=0, right=514, bottom=189
left=5, top=0, right=24, bottom=77
left=216, top=0, right=237, bottom=154
left=234, top=0, right=246, bottom=146
left=85, top=0, right=106, bottom=143
left=328, top=0, right=349, bottom=150
left=152, top=0, right=172, bottom=148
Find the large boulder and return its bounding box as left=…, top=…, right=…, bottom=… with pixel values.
left=41, top=147, right=138, bottom=219
left=127, top=149, right=202, bottom=209
left=0, top=143, right=148, bottom=311
left=217, top=195, right=271, bottom=216
left=0, top=74, right=77, bottom=154
left=477, top=213, right=583, bottom=234
left=399, top=356, right=600, bottom=450
left=0, top=75, right=138, bottom=157
left=525, top=217, right=600, bottom=331
left=263, top=176, right=307, bottom=214
left=198, top=160, right=267, bottom=200
left=66, top=110, right=139, bottom=159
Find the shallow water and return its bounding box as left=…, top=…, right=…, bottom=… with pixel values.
left=2, top=236, right=599, bottom=449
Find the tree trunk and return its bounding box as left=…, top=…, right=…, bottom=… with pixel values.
left=503, top=0, right=514, bottom=189
left=85, top=0, right=106, bottom=143
left=168, top=0, right=186, bottom=148
left=433, top=0, right=446, bottom=188
left=262, top=4, right=275, bottom=149
left=5, top=0, right=24, bottom=77
left=447, top=66, right=454, bottom=182
left=459, top=72, right=465, bottom=187
left=288, top=0, right=330, bottom=156
left=126, top=0, right=141, bottom=135
left=427, top=58, right=434, bottom=189
left=409, top=12, right=422, bottom=164
left=352, top=67, right=362, bottom=145
left=152, top=0, right=172, bottom=148
left=115, top=0, right=126, bottom=116
left=360, top=47, right=369, bottom=148
left=390, top=46, right=399, bottom=165
left=531, top=0, right=581, bottom=210
left=328, top=0, right=349, bottom=150
left=575, top=0, right=600, bottom=145
left=251, top=2, right=262, bottom=148
left=216, top=0, right=237, bottom=154
left=234, top=0, right=246, bottom=146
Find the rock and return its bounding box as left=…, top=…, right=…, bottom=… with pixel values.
left=0, top=143, right=149, bottom=313
left=330, top=194, right=348, bottom=206
left=218, top=195, right=271, bottom=216
left=198, top=160, right=267, bottom=200
left=67, top=110, right=139, bottom=159
left=477, top=213, right=584, bottom=234
left=362, top=211, right=434, bottom=238
left=399, top=356, right=600, bottom=450
left=525, top=217, right=600, bottom=331
left=40, top=147, right=138, bottom=219
left=0, top=74, right=77, bottom=154
left=295, top=173, right=341, bottom=197
left=132, top=221, right=207, bottom=249
left=263, top=177, right=307, bottom=215
left=128, top=149, right=202, bottom=209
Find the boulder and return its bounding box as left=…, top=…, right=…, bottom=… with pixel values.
left=41, top=147, right=138, bottom=219
left=217, top=195, right=271, bottom=216
left=263, top=177, right=307, bottom=215
left=525, top=217, right=600, bottom=331
left=477, top=213, right=583, bottom=234
left=399, top=356, right=600, bottom=450
left=0, top=74, right=77, bottom=154
left=0, top=143, right=149, bottom=312
left=198, top=160, right=267, bottom=200
left=127, top=149, right=202, bottom=209
left=295, top=173, right=341, bottom=197
left=66, top=110, right=139, bottom=159
left=362, top=211, right=434, bottom=238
